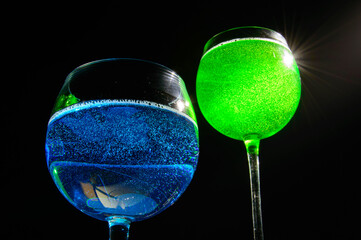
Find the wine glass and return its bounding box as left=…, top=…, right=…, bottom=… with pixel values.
left=45, top=58, right=199, bottom=240
left=196, top=27, right=301, bottom=240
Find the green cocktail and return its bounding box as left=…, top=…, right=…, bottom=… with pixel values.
left=196, top=27, right=301, bottom=240
left=197, top=37, right=301, bottom=140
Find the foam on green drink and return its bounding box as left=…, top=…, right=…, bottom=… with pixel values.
left=196, top=38, right=301, bottom=140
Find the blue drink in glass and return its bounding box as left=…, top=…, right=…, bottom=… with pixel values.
left=46, top=99, right=199, bottom=221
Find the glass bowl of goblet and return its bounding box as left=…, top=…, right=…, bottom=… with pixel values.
left=46, top=58, right=199, bottom=240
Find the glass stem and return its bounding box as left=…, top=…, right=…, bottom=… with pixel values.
left=245, top=138, right=264, bottom=240
left=108, top=216, right=131, bottom=240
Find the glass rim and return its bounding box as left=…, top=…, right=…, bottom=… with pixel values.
left=203, top=26, right=289, bottom=55
left=52, top=57, right=197, bottom=124
left=65, top=58, right=183, bottom=84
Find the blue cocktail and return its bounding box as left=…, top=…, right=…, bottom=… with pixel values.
left=45, top=59, right=199, bottom=240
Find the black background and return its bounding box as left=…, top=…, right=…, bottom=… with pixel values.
left=3, top=0, right=360, bottom=239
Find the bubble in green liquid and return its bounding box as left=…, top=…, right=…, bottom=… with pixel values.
left=196, top=38, right=301, bottom=140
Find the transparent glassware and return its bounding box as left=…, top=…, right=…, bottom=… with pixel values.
left=196, top=27, right=301, bottom=240
left=45, top=58, right=199, bottom=240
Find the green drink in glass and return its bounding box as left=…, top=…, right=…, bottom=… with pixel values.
left=196, top=27, right=301, bottom=240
